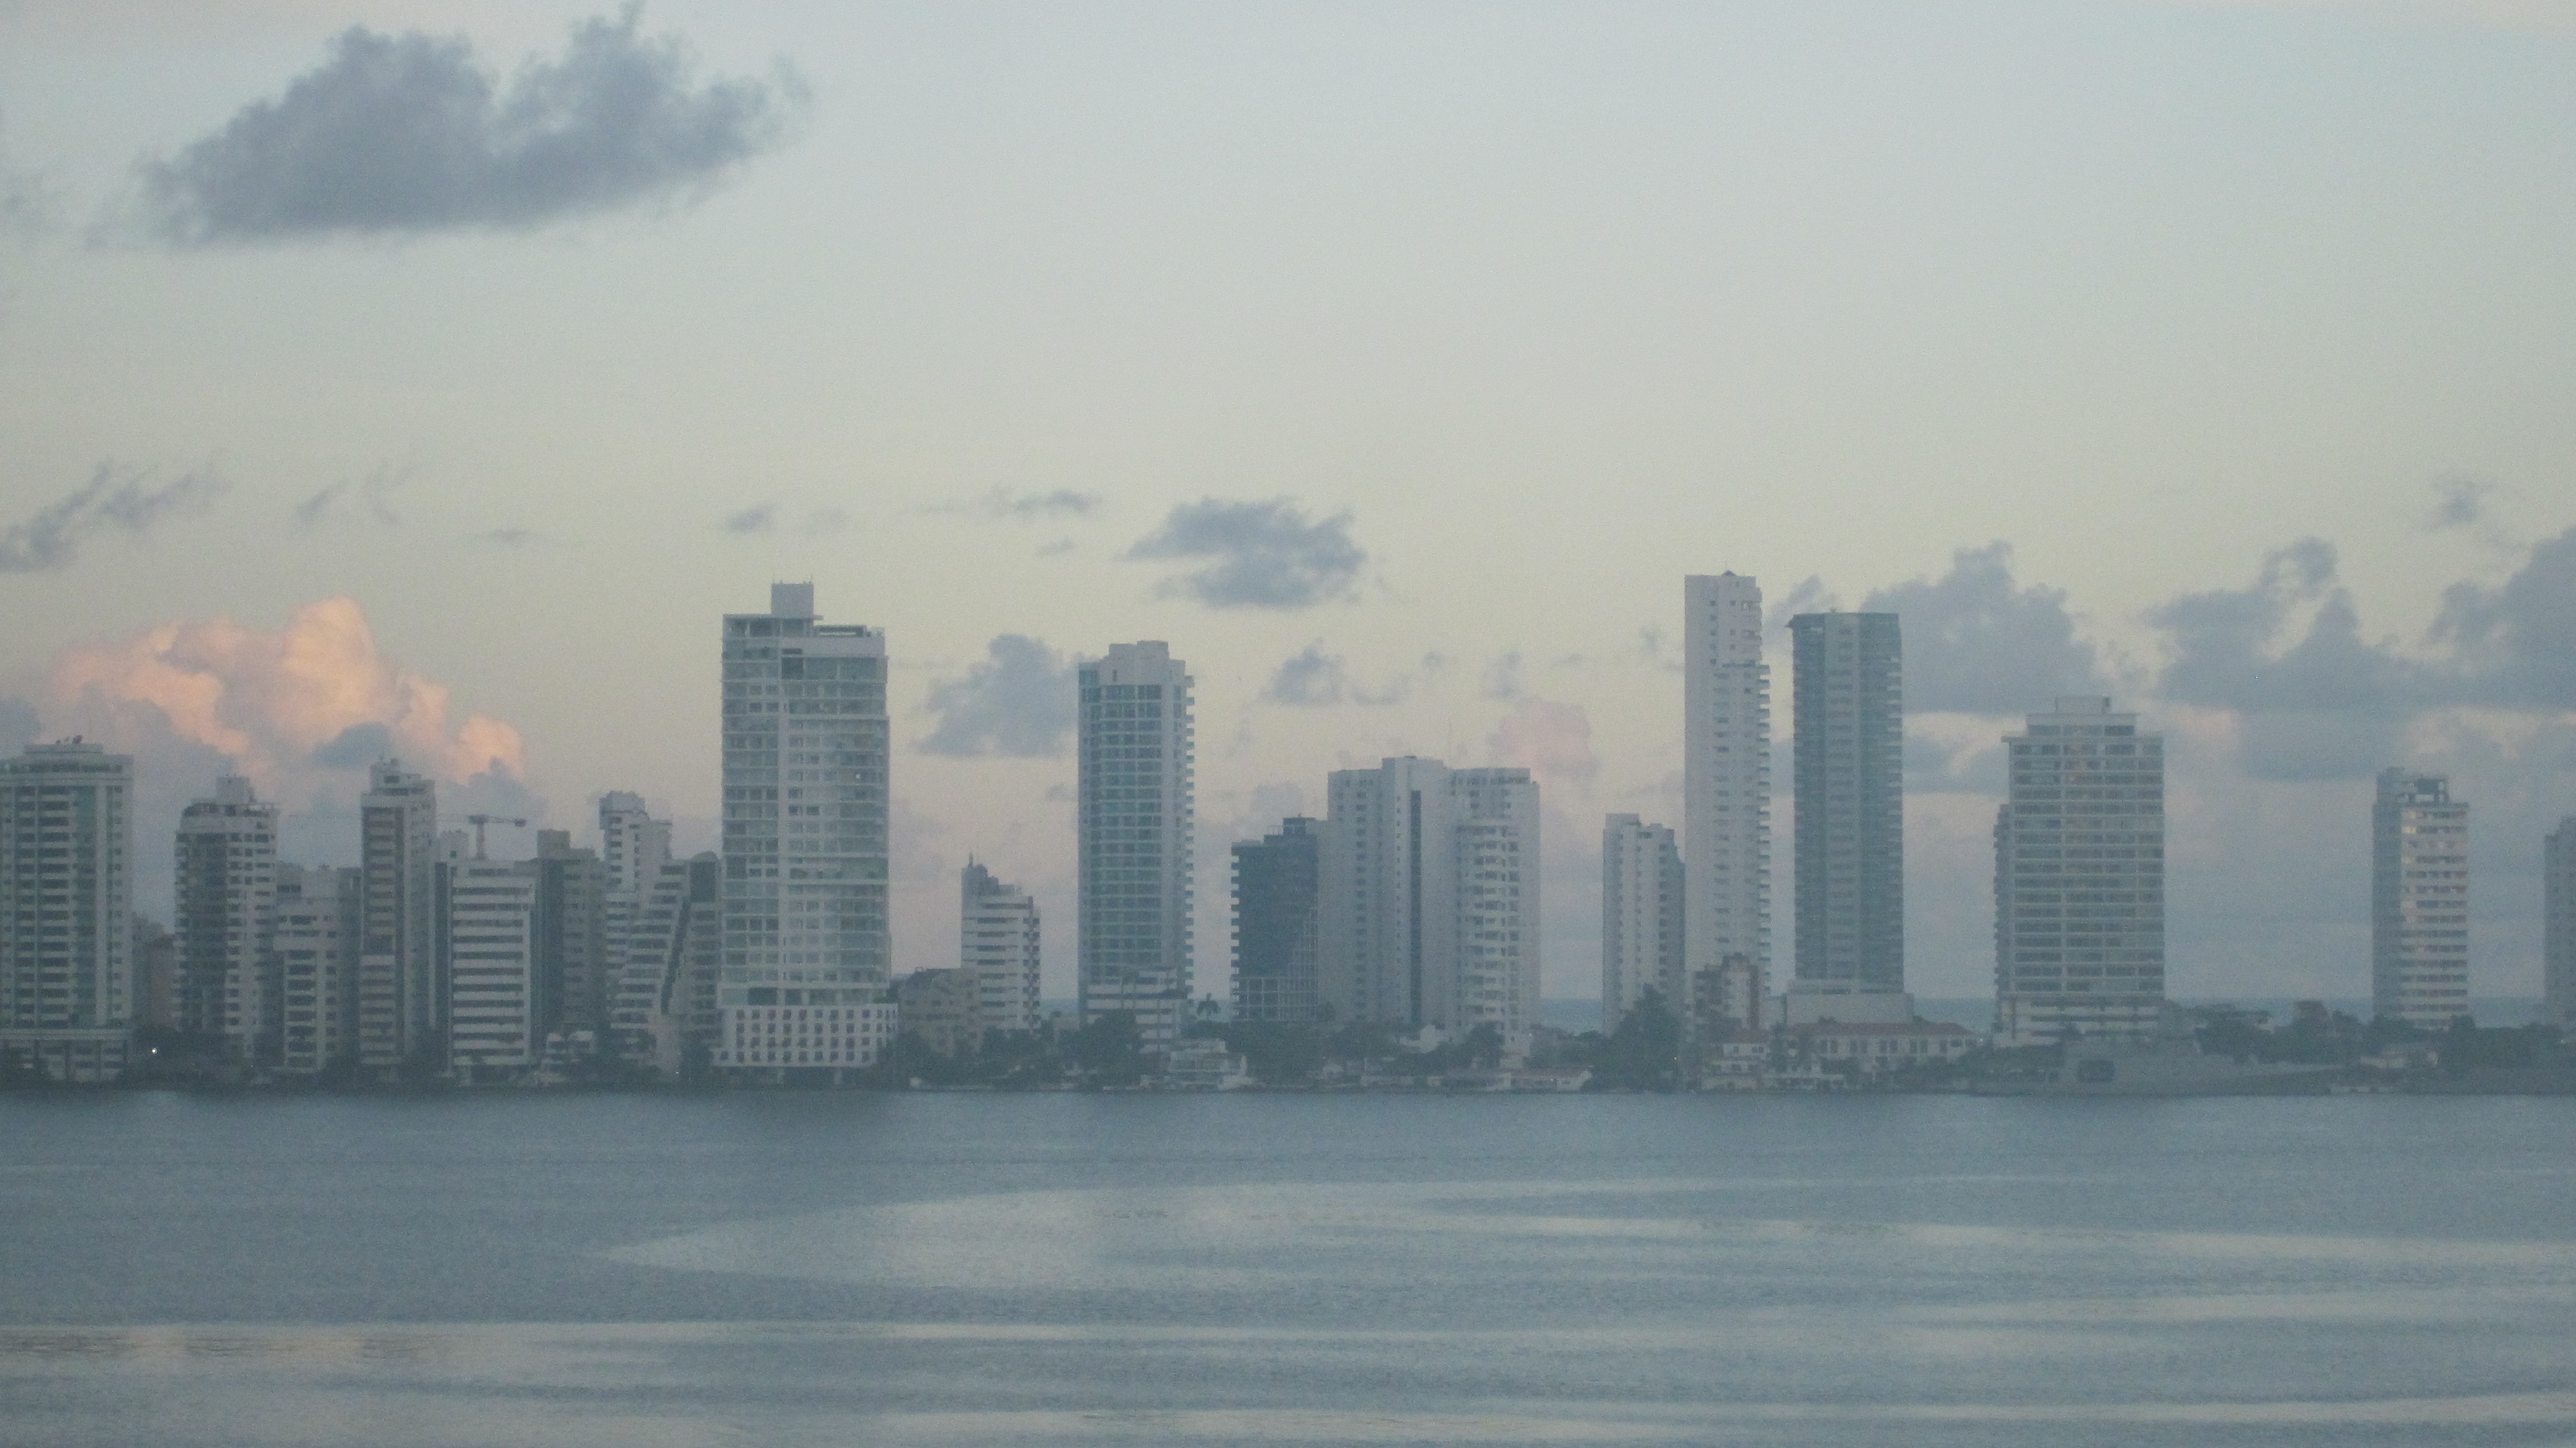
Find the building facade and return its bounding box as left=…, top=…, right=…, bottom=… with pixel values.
left=1788, top=612, right=1904, bottom=1008
left=719, top=584, right=891, bottom=1079
left=960, top=860, right=1043, bottom=1039
left=1993, top=698, right=2166, bottom=1046
left=1320, top=758, right=1540, bottom=1045
left=2546, top=817, right=2575, bottom=1030
left=274, top=864, right=359, bottom=1077
left=1231, top=817, right=1321, bottom=1024
left=533, top=830, right=609, bottom=1041
left=896, top=966, right=979, bottom=1060
left=174, top=776, right=278, bottom=1060
left=446, top=857, right=537, bottom=1079
left=1077, top=642, right=1195, bottom=1052
left=357, top=759, right=438, bottom=1076
left=1685, top=573, right=1771, bottom=1031
left=1601, top=814, right=1683, bottom=1032
left=0, top=741, right=134, bottom=1081
left=2372, top=769, right=2470, bottom=1029
left=616, top=852, right=724, bottom=1077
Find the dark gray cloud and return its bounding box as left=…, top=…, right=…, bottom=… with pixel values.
left=0, top=464, right=224, bottom=572
left=918, top=634, right=1075, bottom=757
left=296, top=465, right=407, bottom=527
left=721, top=503, right=846, bottom=537
left=136, top=8, right=800, bottom=244
left=2141, top=528, right=2576, bottom=779
left=1481, top=651, right=1524, bottom=701
left=465, top=527, right=545, bottom=548
left=310, top=722, right=394, bottom=769
left=2145, top=538, right=2419, bottom=780
left=1860, top=542, right=2106, bottom=714
left=985, top=487, right=1097, bottom=520
left=0, top=698, right=39, bottom=752
left=2431, top=524, right=2576, bottom=710
left=1263, top=645, right=1404, bottom=707
left=1125, top=497, right=1364, bottom=609
left=2425, top=475, right=2496, bottom=532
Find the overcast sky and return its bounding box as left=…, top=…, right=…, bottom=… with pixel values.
left=3, top=0, right=2573, bottom=1009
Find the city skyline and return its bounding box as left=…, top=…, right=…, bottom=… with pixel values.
left=3, top=3, right=2575, bottom=1009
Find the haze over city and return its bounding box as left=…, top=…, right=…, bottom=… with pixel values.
left=4, top=0, right=2573, bottom=1013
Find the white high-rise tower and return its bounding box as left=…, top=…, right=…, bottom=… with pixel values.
left=1685, top=574, right=1771, bottom=1027
left=1077, top=642, right=1195, bottom=1051
left=2372, top=769, right=2468, bottom=1029
left=717, top=584, right=891, bottom=1078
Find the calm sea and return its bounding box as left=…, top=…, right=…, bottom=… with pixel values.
left=4, top=1091, right=2573, bottom=1447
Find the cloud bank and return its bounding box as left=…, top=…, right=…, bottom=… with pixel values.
left=1126, top=497, right=1365, bottom=609
left=918, top=634, right=1075, bottom=757
left=41, top=596, right=527, bottom=801
left=1, top=464, right=224, bottom=572
left=137, top=6, right=800, bottom=243
left=1264, top=645, right=1405, bottom=707
left=1859, top=542, right=2106, bottom=714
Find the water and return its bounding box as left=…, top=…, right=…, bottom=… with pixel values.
left=4, top=1091, right=2574, bottom=1446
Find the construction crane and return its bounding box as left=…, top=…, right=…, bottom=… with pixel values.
left=466, top=814, right=529, bottom=860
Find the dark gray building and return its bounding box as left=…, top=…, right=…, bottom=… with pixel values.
left=1232, top=817, right=1320, bottom=1023
left=1789, top=612, right=1904, bottom=1000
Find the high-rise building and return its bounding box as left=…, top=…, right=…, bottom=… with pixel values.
left=1320, top=758, right=1540, bottom=1044
left=174, top=776, right=278, bottom=1061
left=960, top=860, right=1043, bottom=1039
left=533, top=830, right=609, bottom=1041
left=1685, top=574, right=1771, bottom=1031
left=614, top=853, right=725, bottom=1076
left=2372, top=769, right=2469, bottom=1029
left=1788, top=611, right=1906, bottom=1019
left=1232, top=817, right=1321, bottom=1024
left=446, top=856, right=537, bottom=1080
left=0, top=741, right=135, bottom=1082
left=1602, top=814, right=1684, bottom=1032
left=357, top=759, right=438, bottom=1076
left=1226, top=814, right=1319, bottom=1025
left=273, top=864, right=359, bottom=1077
left=719, top=584, right=891, bottom=1079
left=1993, top=698, right=2166, bottom=1046
left=596, top=790, right=672, bottom=1060
left=2546, top=817, right=2575, bottom=1030
left=598, top=791, right=670, bottom=900
left=1077, top=642, right=1195, bottom=1052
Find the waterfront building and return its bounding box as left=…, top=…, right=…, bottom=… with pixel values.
left=1993, top=698, right=2166, bottom=1046
left=896, top=967, right=979, bottom=1060
left=960, top=860, right=1043, bottom=1038
left=446, top=855, right=537, bottom=1079
left=1077, top=642, right=1194, bottom=1052
left=1685, top=573, right=1771, bottom=1032
left=616, top=853, right=724, bottom=1076
left=2549, top=818, right=2576, bottom=1030
left=1601, top=814, right=1683, bottom=1032
left=175, top=776, right=278, bottom=1060
left=357, top=759, right=438, bottom=1076
left=719, top=584, right=891, bottom=1080
left=532, top=830, right=609, bottom=1040
left=596, top=791, right=672, bottom=1058
left=1788, top=612, right=1906, bottom=1019
left=2373, top=769, right=2469, bottom=1029
left=0, top=741, right=135, bottom=1082
left=1231, top=817, right=1321, bottom=1023
left=1320, top=758, right=1540, bottom=1047
left=273, top=864, right=359, bottom=1076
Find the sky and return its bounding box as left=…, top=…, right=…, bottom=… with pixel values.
left=2, top=0, right=2572, bottom=1011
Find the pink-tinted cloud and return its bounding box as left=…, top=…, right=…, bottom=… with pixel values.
left=39, top=596, right=525, bottom=806
left=1490, top=696, right=1600, bottom=789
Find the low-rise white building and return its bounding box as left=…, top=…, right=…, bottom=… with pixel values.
left=715, top=997, right=896, bottom=1074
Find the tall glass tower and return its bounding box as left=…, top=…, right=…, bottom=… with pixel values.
left=1077, top=642, right=1193, bottom=1052
left=716, top=584, right=890, bottom=1078
left=1789, top=612, right=1904, bottom=1004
